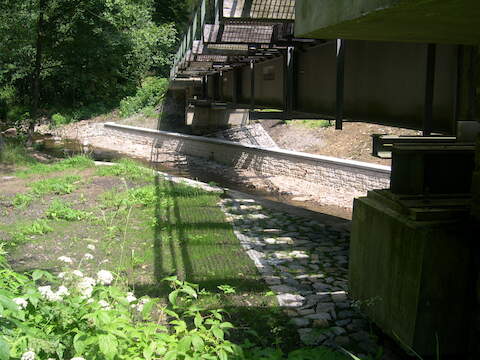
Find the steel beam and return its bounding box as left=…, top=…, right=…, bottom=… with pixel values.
left=423, top=43, right=436, bottom=136
left=335, top=39, right=346, bottom=130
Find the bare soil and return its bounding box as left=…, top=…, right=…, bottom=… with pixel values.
left=262, top=120, right=421, bottom=166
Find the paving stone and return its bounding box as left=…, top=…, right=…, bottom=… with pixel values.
left=331, top=291, right=348, bottom=302
left=271, top=285, right=297, bottom=293
left=277, top=293, right=305, bottom=307
left=223, top=195, right=378, bottom=351
left=292, top=317, right=310, bottom=327
left=305, top=312, right=331, bottom=321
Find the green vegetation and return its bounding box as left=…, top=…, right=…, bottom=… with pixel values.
left=12, top=194, right=35, bottom=209
left=45, top=200, right=91, bottom=221
left=8, top=220, right=53, bottom=249
left=96, top=158, right=153, bottom=181
left=0, top=0, right=192, bottom=133
left=29, top=175, right=81, bottom=196
left=15, top=155, right=94, bottom=178
left=119, top=77, right=169, bottom=118
left=0, top=140, right=37, bottom=166
left=285, top=120, right=333, bottom=129
left=0, top=155, right=361, bottom=359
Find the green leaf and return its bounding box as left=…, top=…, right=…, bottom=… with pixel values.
left=98, top=334, right=118, bottom=360
left=191, top=334, right=204, bottom=352
left=0, top=295, right=18, bottom=313
left=141, top=299, right=156, bottom=319
left=194, top=313, right=203, bottom=328
left=164, top=350, right=178, bottom=360
left=212, top=326, right=224, bottom=340
left=73, top=333, right=88, bottom=354
left=181, top=285, right=197, bottom=299
left=32, top=269, right=44, bottom=281
left=168, top=290, right=178, bottom=306
left=217, top=349, right=228, bottom=360
left=0, top=336, right=10, bottom=360
left=178, top=336, right=192, bottom=353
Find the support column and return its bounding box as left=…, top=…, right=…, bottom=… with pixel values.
left=284, top=46, right=295, bottom=119
left=219, top=71, right=224, bottom=102
left=250, top=60, right=255, bottom=110
left=423, top=43, right=436, bottom=136
left=202, top=76, right=207, bottom=99
left=335, top=39, right=346, bottom=130
left=232, top=69, right=239, bottom=105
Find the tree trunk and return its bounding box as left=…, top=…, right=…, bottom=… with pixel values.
left=29, top=0, right=46, bottom=143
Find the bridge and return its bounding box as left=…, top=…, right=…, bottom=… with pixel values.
left=168, top=0, right=480, bottom=357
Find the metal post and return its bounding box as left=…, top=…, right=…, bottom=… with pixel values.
left=284, top=46, right=295, bottom=119
left=250, top=60, right=255, bottom=110
left=454, top=45, right=464, bottom=127
left=468, top=46, right=478, bottom=120
left=335, top=39, right=346, bottom=130
left=219, top=71, right=224, bottom=102
left=423, top=43, right=436, bottom=136
left=202, top=76, right=207, bottom=99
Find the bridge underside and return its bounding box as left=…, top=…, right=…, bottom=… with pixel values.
left=167, top=0, right=480, bottom=357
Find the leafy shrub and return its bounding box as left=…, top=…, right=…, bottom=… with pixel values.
left=8, top=220, right=53, bottom=248
left=11, top=193, right=34, bottom=208
left=29, top=175, right=81, bottom=196
left=119, top=77, right=168, bottom=117
left=0, top=141, right=37, bottom=166
left=0, top=244, right=359, bottom=360
left=45, top=200, right=90, bottom=221
left=51, top=113, right=69, bottom=127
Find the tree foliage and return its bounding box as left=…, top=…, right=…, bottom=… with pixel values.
left=0, top=0, right=183, bottom=129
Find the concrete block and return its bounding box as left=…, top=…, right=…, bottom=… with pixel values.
left=350, top=192, right=474, bottom=356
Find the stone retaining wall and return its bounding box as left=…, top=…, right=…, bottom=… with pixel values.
left=210, top=123, right=278, bottom=148
left=104, top=122, right=391, bottom=208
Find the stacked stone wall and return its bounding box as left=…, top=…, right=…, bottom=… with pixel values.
left=104, top=122, right=391, bottom=208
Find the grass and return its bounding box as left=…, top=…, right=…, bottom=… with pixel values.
left=286, top=119, right=333, bottom=128
left=0, top=140, right=37, bottom=166
left=6, top=219, right=53, bottom=249
left=15, top=155, right=94, bottom=178
left=1, top=155, right=300, bottom=353
left=96, top=158, right=153, bottom=181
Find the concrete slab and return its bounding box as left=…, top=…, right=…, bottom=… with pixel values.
left=295, top=0, right=480, bottom=44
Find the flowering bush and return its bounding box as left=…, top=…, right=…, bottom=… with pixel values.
left=0, top=246, right=241, bottom=360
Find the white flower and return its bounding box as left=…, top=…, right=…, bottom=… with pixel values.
left=58, top=256, right=73, bottom=264
left=126, top=292, right=137, bottom=303
left=21, top=351, right=35, bottom=360
left=38, top=285, right=53, bottom=297
left=38, top=286, right=64, bottom=302
left=58, top=272, right=66, bottom=279
left=71, top=357, right=86, bottom=360
left=97, top=270, right=113, bottom=285
left=87, top=244, right=95, bottom=251
left=98, top=300, right=111, bottom=310
left=135, top=298, right=150, bottom=312
left=77, top=277, right=96, bottom=298
left=72, top=270, right=84, bottom=277
left=83, top=253, right=94, bottom=260
left=56, top=286, right=70, bottom=297
left=13, top=297, right=28, bottom=310
left=86, top=298, right=94, bottom=304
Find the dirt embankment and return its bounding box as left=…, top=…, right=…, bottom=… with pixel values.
left=262, top=120, right=421, bottom=166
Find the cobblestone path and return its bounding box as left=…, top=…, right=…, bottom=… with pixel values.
left=220, top=196, right=380, bottom=356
